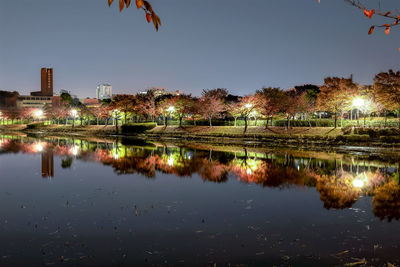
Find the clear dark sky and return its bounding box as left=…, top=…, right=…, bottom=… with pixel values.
left=1, top=0, right=399, bottom=97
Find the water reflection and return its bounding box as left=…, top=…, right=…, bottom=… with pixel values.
left=1, top=134, right=400, bottom=222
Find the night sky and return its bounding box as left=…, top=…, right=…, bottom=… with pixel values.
left=1, top=0, right=399, bottom=98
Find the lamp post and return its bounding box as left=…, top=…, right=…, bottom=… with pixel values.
left=164, top=106, right=175, bottom=127
left=352, top=98, right=364, bottom=127
left=71, top=109, right=77, bottom=128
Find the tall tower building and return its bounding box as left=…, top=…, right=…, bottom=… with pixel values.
left=31, top=67, right=54, bottom=96
left=41, top=68, right=53, bottom=96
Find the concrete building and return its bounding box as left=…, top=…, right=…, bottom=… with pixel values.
left=96, top=84, right=112, bottom=100
left=16, top=95, right=53, bottom=109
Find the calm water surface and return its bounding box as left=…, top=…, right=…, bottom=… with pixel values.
left=0, top=135, right=400, bottom=266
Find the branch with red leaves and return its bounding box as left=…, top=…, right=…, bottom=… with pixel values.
left=319, top=0, right=399, bottom=36
left=344, top=0, right=399, bottom=36
left=108, top=0, right=161, bottom=31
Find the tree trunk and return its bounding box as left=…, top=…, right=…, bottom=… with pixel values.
left=265, top=118, right=269, bottom=129
left=384, top=110, right=387, bottom=127
left=209, top=116, right=212, bottom=127
left=334, top=112, right=337, bottom=129
left=234, top=117, right=237, bottom=127
left=398, top=110, right=400, bottom=129
left=115, top=116, right=118, bottom=134
left=243, top=116, right=248, bottom=133
left=179, top=116, right=183, bottom=127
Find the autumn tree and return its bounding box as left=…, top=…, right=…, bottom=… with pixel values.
left=157, top=97, right=175, bottom=127
left=225, top=101, right=241, bottom=127
left=255, top=87, right=286, bottom=128
left=317, top=77, right=358, bottom=128
left=112, top=94, right=137, bottom=124
left=236, top=95, right=258, bottom=133
left=200, top=89, right=226, bottom=127
left=373, top=70, right=400, bottom=128
left=170, top=94, right=194, bottom=127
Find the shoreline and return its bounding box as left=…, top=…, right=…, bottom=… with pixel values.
left=2, top=125, right=400, bottom=151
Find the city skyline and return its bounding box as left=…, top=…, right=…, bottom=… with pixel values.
left=1, top=0, right=400, bottom=98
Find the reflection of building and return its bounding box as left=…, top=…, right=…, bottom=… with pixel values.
left=42, top=149, right=54, bottom=178
left=96, top=84, right=112, bottom=100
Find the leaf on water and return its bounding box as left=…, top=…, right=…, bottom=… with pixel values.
left=344, top=258, right=366, bottom=266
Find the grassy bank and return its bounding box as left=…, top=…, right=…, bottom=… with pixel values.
left=2, top=124, right=400, bottom=148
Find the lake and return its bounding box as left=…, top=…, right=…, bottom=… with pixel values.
left=0, top=134, right=399, bottom=266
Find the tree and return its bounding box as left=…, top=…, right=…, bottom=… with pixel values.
left=108, top=0, right=161, bottom=31
left=157, top=98, right=175, bottom=127
left=170, top=94, right=194, bottom=127
left=373, top=70, right=400, bottom=128
left=255, top=87, right=286, bottom=128
left=200, top=90, right=226, bottom=127
left=237, top=95, right=258, bottom=133
left=112, top=94, right=136, bottom=124
left=317, top=77, right=358, bottom=128
left=226, top=101, right=241, bottom=127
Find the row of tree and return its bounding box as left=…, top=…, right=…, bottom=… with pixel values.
left=1, top=70, right=399, bottom=131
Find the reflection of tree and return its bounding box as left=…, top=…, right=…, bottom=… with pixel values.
left=315, top=172, right=359, bottom=209
left=197, top=158, right=228, bottom=183
left=372, top=181, right=400, bottom=222
left=61, top=157, right=73, bottom=168
left=3, top=136, right=400, bottom=221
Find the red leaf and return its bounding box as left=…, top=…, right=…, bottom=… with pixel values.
left=384, top=11, right=391, bottom=16
left=385, top=26, right=390, bottom=35
left=136, top=0, right=143, bottom=9
left=369, top=9, right=374, bottom=19
left=108, top=0, right=113, bottom=6
left=119, top=0, right=124, bottom=12
left=146, top=13, right=152, bottom=23
left=368, top=26, right=375, bottom=35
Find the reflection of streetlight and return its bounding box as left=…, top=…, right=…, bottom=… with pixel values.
left=352, top=178, right=364, bottom=188
left=35, top=143, right=43, bottom=152
left=71, top=146, right=79, bottom=156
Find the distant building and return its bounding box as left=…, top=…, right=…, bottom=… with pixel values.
left=16, top=67, right=56, bottom=109
left=96, top=84, right=112, bottom=100
left=31, top=68, right=53, bottom=96
left=139, top=87, right=182, bottom=98
left=16, top=95, right=53, bottom=109
left=82, top=98, right=101, bottom=108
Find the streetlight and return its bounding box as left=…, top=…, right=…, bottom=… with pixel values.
left=245, top=103, right=253, bottom=109
left=35, top=109, right=44, bottom=123
left=352, top=97, right=369, bottom=127
left=167, top=106, right=175, bottom=112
